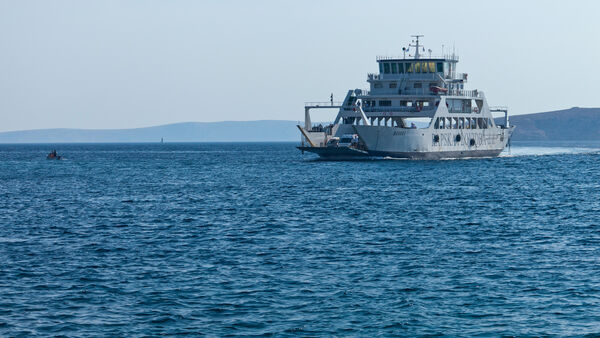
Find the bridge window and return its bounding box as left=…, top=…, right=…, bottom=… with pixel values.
left=379, top=63, right=383, bottom=74
left=391, top=63, right=397, bottom=74
left=383, top=63, right=390, bottom=74
left=398, top=63, right=404, bottom=73
left=436, top=62, right=443, bottom=73
left=379, top=100, right=392, bottom=106
left=406, top=63, right=413, bottom=73
left=414, top=62, right=421, bottom=73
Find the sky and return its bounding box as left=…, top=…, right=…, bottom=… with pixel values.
left=1, top=0, right=600, bottom=132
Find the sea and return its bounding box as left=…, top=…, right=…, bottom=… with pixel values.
left=1, top=141, right=599, bottom=336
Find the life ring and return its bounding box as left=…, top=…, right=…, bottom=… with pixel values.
left=473, top=106, right=479, bottom=113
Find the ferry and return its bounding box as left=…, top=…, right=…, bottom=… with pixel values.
left=297, top=35, right=514, bottom=160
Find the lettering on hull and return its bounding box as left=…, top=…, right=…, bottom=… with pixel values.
left=433, top=132, right=502, bottom=147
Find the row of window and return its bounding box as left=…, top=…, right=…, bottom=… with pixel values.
left=362, top=100, right=431, bottom=107
left=361, top=98, right=482, bottom=115
left=373, top=82, right=440, bottom=89
left=380, top=61, right=444, bottom=74
left=433, top=117, right=493, bottom=130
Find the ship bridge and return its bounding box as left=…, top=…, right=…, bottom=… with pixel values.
left=368, top=35, right=466, bottom=97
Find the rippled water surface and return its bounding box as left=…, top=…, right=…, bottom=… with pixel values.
left=1, top=141, right=600, bottom=336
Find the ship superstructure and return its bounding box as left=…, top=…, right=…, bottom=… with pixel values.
left=298, top=35, right=514, bottom=159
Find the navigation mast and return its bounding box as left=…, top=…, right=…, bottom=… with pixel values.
left=410, top=34, right=424, bottom=59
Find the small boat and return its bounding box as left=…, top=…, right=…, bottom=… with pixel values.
left=47, top=150, right=62, bottom=160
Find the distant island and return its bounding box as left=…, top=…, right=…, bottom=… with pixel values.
left=0, top=120, right=301, bottom=143
left=1, top=107, right=598, bottom=143
left=503, top=107, right=600, bottom=141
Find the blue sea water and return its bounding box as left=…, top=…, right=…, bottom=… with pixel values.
left=1, top=141, right=600, bottom=336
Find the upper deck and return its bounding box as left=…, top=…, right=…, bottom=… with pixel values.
left=366, top=36, right=469, bottom=97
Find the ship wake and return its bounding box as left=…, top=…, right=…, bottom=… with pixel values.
left=500, top=146, right=600, bottom=157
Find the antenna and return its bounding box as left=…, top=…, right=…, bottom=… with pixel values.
left=409, top=34, right=424, bottom=59
left=452, top=42, right=456, bottom=59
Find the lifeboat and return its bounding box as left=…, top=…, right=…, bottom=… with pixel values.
left=430, top=86, right=448, bottom=94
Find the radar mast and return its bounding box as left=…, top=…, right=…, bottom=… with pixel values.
left=410, top=34, right=424, bottom=59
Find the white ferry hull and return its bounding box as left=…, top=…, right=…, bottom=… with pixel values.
left=366, top=148, right=503, bottom=159
left=354, top=125, right=513, bottom=159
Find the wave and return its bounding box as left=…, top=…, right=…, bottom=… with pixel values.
left=500, top=146, right=600, bottom=157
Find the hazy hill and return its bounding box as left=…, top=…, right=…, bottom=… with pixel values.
left=0, top=120, right=301, bottom=143
left=506, top=107, right=600, bottom=141
left=0, top=108, right=599, bottom=143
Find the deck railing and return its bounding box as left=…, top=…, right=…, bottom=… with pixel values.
left=362, top=107, right=435, bottom=114
left=361, top=88, right=481, bottom=98
left=376, top=54, right=459, bottom=61
left=304, top=101, right=342, bottom=107
left=443, top=89, right=481, bottom=98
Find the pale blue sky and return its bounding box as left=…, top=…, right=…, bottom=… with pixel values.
left=1, top=0, right=599, bottom=131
